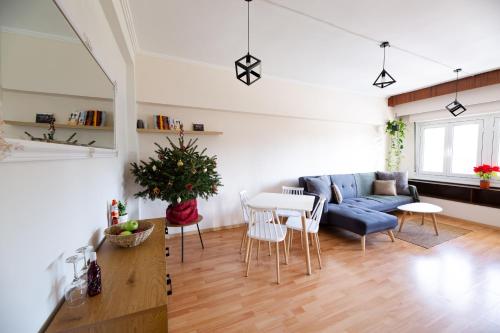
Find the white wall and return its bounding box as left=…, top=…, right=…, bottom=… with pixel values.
left=0, top=1, right=133, bottom=332
left=393, top=85, right=500, bottom=228
left=135, top=54, right=390, bottom=234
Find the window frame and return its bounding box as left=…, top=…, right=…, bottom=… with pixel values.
left=415, top=114, right=499, bottom=186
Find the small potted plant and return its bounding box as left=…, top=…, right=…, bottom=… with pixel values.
left=473, top=164, right=499, bottom=189
left=118, top=201, right=128, bottom=223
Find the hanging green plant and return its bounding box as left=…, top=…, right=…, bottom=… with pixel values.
left=385, top=119, right=406, bottom=171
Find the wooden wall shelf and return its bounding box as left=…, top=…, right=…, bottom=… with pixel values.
left=137, top=128, right=223, bottom=136
left=3, top=120, right=113, bottom=131
left=409, top=179, right=500, bottom=209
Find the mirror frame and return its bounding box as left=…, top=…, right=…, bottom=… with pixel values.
left=0, top=0, right=118, bottom=162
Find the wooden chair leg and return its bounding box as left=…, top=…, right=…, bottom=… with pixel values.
left=421, top=213, right=425, bottom=225
left=387, top=230, right=395, bottom=242
left=239, top=228, right=247, bottom=254
left=314, top=233, right=322, bottom=269
left=290, top=229, right=294, bottom=250
left=361, top=235, right=366, bottom=253
left=310, top=233, right=315, bottom=248
left=268, top=242, right=272, bottom=256
left=276, top=242, right=280, bottom=284
left=245, top=239, right=253, bottom=277
left=245, top=234, right=252, bottom=263
left=283, top=239, right=288, bottom=265
left=300, top=230, right=304, bottom=249
left=256, top=241, right=260, bottom=260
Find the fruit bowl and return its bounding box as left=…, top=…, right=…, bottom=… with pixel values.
left=104, top=221, right=155, bottom=248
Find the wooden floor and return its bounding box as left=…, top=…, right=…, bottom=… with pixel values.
left=166, top=215, right=500, bottom=333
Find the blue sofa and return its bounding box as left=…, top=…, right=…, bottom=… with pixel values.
left=298, top=172, right=419, bottom=250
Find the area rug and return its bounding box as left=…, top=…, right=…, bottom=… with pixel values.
left=395, top=219, right=472, bottom=249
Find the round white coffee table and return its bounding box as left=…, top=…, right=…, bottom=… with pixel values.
left=397, top=203, right=443, bottom=236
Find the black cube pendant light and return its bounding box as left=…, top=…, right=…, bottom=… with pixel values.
left=373, top=41, right=396, bottom=88
left=235, top=0, right=261, bottom=86
left=446, top=68, right=467, bottom=117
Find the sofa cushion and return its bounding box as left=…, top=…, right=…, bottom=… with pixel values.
left=342, top=195, right=414, bottom=212
left=305, top=176, right=332, bottom=203
left=374, top=180, right=397, bottom=196
left=376, top=171, right=410, bottom=195
left=354, top=172, right=376, bottom=197
left=326, top=204, right=398, bottom=235
left=330, top=174, right=357, bottom=199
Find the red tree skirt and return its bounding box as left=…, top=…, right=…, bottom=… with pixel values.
left=166, top=199, right=198, bottom=225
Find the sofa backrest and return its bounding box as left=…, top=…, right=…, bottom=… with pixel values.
left=354, top=173, right=376, bottom=197
left=330, top=174, right=357, bottom=199
left=299, top=172, right=377, bottom=200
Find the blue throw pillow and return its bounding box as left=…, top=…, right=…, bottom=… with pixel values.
left=305, top=176, right=332, bottom=203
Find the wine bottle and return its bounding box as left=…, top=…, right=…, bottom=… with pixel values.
left=87, top=251, right=102, bottom=297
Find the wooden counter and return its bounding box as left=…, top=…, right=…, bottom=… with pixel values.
left=46, top=218, right=168, bottom=333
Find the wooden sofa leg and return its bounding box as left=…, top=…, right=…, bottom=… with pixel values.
left=361, top=236, right=366, bottom=253
left=387, top=230, right=395, bottom=242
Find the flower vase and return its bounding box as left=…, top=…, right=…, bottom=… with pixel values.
left=166, top=199, right=198, bottom=225
left=480, top=179, right=491, bottom=189
left=118, top=214, right=129, bottom=223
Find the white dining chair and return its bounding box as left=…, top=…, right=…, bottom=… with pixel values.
left=239, top=190, right=250, bottom=254
left=276, top=186, right=304, bottom=219
left=285, top=197, right=326, bottom=269
left=245, top=206, right=288, bottom=284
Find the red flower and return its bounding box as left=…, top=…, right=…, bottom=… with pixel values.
left=185, top=183, right=193, bottom=191
left=473, top=164, right=499, bottom=176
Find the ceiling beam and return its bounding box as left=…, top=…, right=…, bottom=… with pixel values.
left=388, top=69, right=500, bottom=107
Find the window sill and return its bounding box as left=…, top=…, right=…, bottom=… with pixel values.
left=0, top=138, right=117, bottom=163
left=409, top=179, right=500, bottom=209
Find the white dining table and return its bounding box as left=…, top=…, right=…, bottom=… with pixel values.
left=246, top=192, right=316, bottom=275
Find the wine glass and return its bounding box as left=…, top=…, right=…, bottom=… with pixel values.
left=64, top=254, right=87, bottom=307
left=76, top=245, right=94, bottom=278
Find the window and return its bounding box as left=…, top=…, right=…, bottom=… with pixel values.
left=416, top=116, right=494, bottom=182
left=421, top=127, right=446, bottom=173
left=450, top=123, right=479, bottom=175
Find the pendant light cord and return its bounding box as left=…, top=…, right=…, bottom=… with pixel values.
left=382, top=46, right=386, bottom=70
left=247, top=0, right=250, bottom=54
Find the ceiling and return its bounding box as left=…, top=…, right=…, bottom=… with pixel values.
left=128, top=0, right=500, bottom=97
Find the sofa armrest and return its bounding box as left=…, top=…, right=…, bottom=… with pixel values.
left=409, top=185, right=420, bottom=202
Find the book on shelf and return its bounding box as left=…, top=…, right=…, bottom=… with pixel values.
left=70, top=110, right=107, bottom=127
left=153, top=115, right=173, bottom=130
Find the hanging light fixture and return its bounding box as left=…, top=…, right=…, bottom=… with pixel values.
left=235, top=0, right=261, bottom=86
left=373, top=41, right=396, bottom=88
left=446, top=68, right=467, bottom=117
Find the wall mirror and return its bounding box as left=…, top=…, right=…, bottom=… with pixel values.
left=0, top=0, right=115, bottom=151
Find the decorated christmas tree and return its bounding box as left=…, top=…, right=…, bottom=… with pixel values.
left=130, top=129, right=222, bottom=224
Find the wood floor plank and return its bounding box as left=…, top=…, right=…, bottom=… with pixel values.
left=166, top=214, right=500, bottom=332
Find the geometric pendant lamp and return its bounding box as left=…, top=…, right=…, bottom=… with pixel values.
left=446, top=68, right=467, bottom=117
left=235, top=0, right=262, bottom=86
left=373, top=41, right=396, bottom=88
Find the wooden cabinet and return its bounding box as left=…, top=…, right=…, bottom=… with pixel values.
left=45, top=219, right=168, bottom=333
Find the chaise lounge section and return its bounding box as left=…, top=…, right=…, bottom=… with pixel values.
left=298, top=172, right=419, bottom=251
